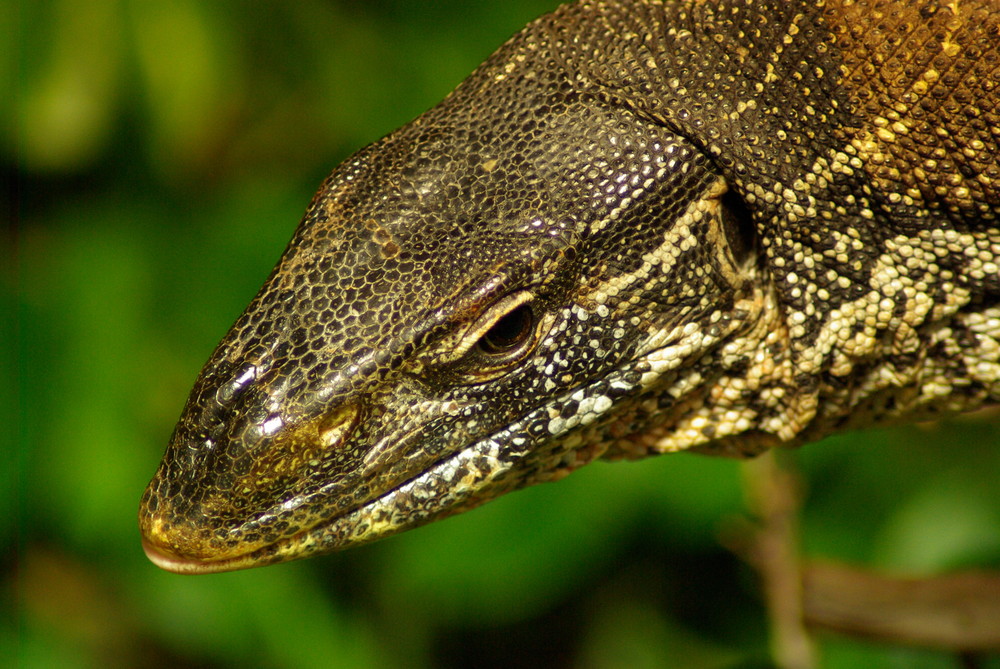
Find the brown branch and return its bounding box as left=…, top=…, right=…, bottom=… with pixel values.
left=737, top=450, right=819, bottom=669
left=803, top=561, right=1000, bottom=651
left=728, top=449, right=1000, bottom=660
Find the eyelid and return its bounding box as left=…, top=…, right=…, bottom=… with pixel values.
left=449, top=291, right=535, bottom=362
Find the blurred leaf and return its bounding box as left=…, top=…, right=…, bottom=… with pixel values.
left=374, top=453, right=743, bottom=625
left=128, top=0, right=239, bottom=181
left=874, top=470, right=1000, bottom=572
left=822, top=637, right=962, bottom=669
left=16, top=0, right=124, bottom=172
left=4, top=628, right=93, bottom=669
left=20, top=203, right=153, bottom=552
left=132, top=565, right=385, bottom=669
left=577, top=596, right=745, bottom=669
left=0, top=2, right=16, bottom=150
left=374, top=466, right=628, bottom=625
left=2, top=264, right=17, bottom=546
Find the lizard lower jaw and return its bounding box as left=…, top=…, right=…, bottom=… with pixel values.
left=140, top=536, right=239, bottom=574
left=139, top=515, right=276, bottom=574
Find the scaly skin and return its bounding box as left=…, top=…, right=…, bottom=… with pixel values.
left=140, top=0, right=999, bottom=573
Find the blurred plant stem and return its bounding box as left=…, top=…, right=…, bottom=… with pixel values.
left=732, top=447, right=1000, bottom=668
left=803, top=561, right=1000, bottom=651
left=737, top=450, right=818, bottom=669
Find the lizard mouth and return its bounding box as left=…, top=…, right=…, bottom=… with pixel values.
left=141, top=427, right=525, bottom=574
left=142, top=364, right=633, bottom=574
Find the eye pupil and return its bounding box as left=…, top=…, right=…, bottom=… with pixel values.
left=478, top=305, right=533, bottom=355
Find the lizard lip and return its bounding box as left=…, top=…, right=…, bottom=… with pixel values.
left=141, top=536, right=227, bottom=574
left=141, top=533, right=283, bottom=574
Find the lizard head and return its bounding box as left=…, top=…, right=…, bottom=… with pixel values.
left=140, top=27, right=760, bottom=573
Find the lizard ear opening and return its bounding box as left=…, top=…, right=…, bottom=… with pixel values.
left=719, top=189, right=757, bottom=269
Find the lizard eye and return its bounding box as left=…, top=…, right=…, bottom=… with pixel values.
left=440, top=291, right=543, bottom=382
left=476, top=303, right=534, bottom=356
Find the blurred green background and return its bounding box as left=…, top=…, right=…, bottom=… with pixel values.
left=7, top=1, right=1000, bottom=667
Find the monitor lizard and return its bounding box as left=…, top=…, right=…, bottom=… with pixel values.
left=140, top=0, right=1000, bottom=574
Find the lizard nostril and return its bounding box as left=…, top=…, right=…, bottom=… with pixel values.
left=319, top=403, right=362, bottom=450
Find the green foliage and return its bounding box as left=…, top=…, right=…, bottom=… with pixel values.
left=9, top=1, right=999, bottom=667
